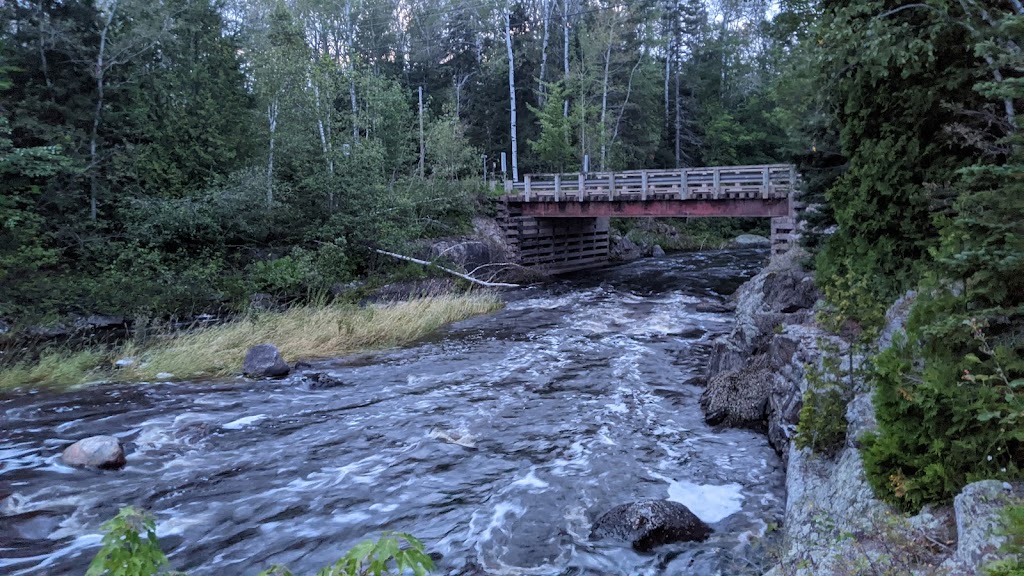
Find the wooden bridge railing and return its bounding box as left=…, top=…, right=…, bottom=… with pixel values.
left=504, top=164, right=797, bottom=202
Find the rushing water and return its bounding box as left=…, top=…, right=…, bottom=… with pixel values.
left=0, top=249, right=785, bottom=576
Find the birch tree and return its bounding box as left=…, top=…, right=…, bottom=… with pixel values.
left=503, top=7, right=519, bottom=182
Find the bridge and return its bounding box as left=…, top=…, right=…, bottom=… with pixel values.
left=499, top=164, right=798, bottom=274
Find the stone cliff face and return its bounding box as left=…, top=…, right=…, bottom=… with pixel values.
left=702, top=250, right=1019, bottom=576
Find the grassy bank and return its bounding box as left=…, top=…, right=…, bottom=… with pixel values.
left=0, top=293, right=502, bottom=391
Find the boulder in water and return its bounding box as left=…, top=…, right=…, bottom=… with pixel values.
left=591, top=499, right=712, bottom=552
left=301, top=372, right=347, bottom=389
left=243, top=344, right=290, bottom=378
left=729, top=234, right=771, bottom=247
left=651, top=245, right=666, bottom=257
left=700, top=355, right=774, bottom=429
left=62, top=435, right=126, bottom=469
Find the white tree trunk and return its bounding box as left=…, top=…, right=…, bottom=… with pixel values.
left=538, top=0, right=551, bottom=106
left=664, top=35, right=671, bottom=127
left=346, top=0, right=358, bottom=141
left=267, top=98, right=279, bottom=208
left=313, top=81, right=335, bottom=210
left=599, top=43, right=611, bottom=171
left=504, top=10, right=519, bottom=182
left=563, top=0, right=570, bottom=119
left=89, top=0, right=118, bottom=221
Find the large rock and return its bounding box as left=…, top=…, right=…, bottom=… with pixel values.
left=651, top=244, right=666, bottom=257
left=591, top=500, right=712, bottom=552
left=730, top=234, right=771, bottom=247
left=700, top=355, right=774, bottom=429
left=428, top=239, right=494, bottom=270
left=62, top=436, right=126, bottom=469
left=243, top=344, right=290, bottom=378
left=941, top=480, right=1017, bottom=572
left=762, top=268, right=818, bottom=313
left=609, top=233, right=643, bottom=262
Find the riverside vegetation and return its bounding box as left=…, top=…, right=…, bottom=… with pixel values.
left=0, top=293, right=501, bottom=389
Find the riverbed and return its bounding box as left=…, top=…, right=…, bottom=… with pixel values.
left=0, top=249, right=785, bottom=575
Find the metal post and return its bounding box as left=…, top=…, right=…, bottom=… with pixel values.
left=578, top=173, right=585, bottom=202
left=554, top=174, right=561, bottom=201
left=680, top=169, right=687, bottom=200
left=524, top=174, right=532, bottom=201
left=583, top=154, right=590, bottom=174
left=501, top=152, right=507, bottom=181
left=608, top=172, right=616, bottom=200
left=712, top=167, right=721, bottom=199
left=641, top=170, right=648, bottom=201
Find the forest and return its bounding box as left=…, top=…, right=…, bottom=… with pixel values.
left=1, top=0, right=1022, bottom=513
left=1, top=0, right=804, bottom=321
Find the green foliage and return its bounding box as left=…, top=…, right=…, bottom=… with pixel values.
left=305, top=533, right=434, bottom=576
left=527, top=82, right=576, bottom=172
left=810, top=0, right=977, bottom=315
left=795, top=339, right=853, bottom=458
left=858, top=3, right=1024, bottom=511
left=87, top=507, right=434, bottom=576
left=816, top=272, right=886, bottom=343
left=86, top=507, right=170, bottom=576
left=863, top=322, right=1024, bottom=511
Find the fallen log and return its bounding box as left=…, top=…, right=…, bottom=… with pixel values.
left=373, top=249, right=521, bottom=288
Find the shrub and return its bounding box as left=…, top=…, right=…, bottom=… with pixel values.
left=862, top=321, right=1023, bottom=511
left=795, top=340, right=853, bottom=458
left=86, top=507, right=170, bottom=576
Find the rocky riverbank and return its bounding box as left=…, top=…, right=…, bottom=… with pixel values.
left=701, top=249, right=1020, bottom=575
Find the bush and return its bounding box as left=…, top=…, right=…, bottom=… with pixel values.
left=795, top=340, right=853, bottom=458
left=862, top=321, right=1024, bottom=511
left=87, top=507, right=170, bottom=576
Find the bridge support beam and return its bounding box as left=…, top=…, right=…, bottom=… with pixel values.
left=771, top=216, right=796, bottom=256
left=501, top=205, right=609, bottom=274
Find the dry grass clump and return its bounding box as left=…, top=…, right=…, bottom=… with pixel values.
left=0, top=293, right=502, bottom=389
left=123, top=293, right=501, bottom=380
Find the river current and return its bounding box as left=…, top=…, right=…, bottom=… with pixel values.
left=1, top=249, right=785, bottom=576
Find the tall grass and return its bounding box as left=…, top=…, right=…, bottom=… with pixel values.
left=0, top=293, right=502, bottom=390
left=0, top=349, right=106, bottom=390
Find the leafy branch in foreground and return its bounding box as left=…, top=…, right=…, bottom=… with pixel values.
left=87, top=506, right=434, bottom=576
left=86, top=507, right=171, bottom=576
left=261, top=533, right=435, bottom=576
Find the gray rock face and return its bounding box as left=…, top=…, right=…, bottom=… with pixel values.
left=941, top=480, right=1017, bottom=572
left=762, top=268, right=818, bottom=313
left=62, top=436, right=126, bottom=469
left=429, top=239, right=493, bottom=270
left=243, top=344, right=290, bottom=378
left=609, top=233, right=643, bottom=261
left=651, top=244, right=666, bottom=257
left=591, top=500, right=711, bottom=552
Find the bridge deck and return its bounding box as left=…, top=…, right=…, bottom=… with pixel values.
left=504, top=164, right=796, bottom=204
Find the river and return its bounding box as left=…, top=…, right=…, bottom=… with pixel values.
left=0, top=249, right=785, bottom=576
